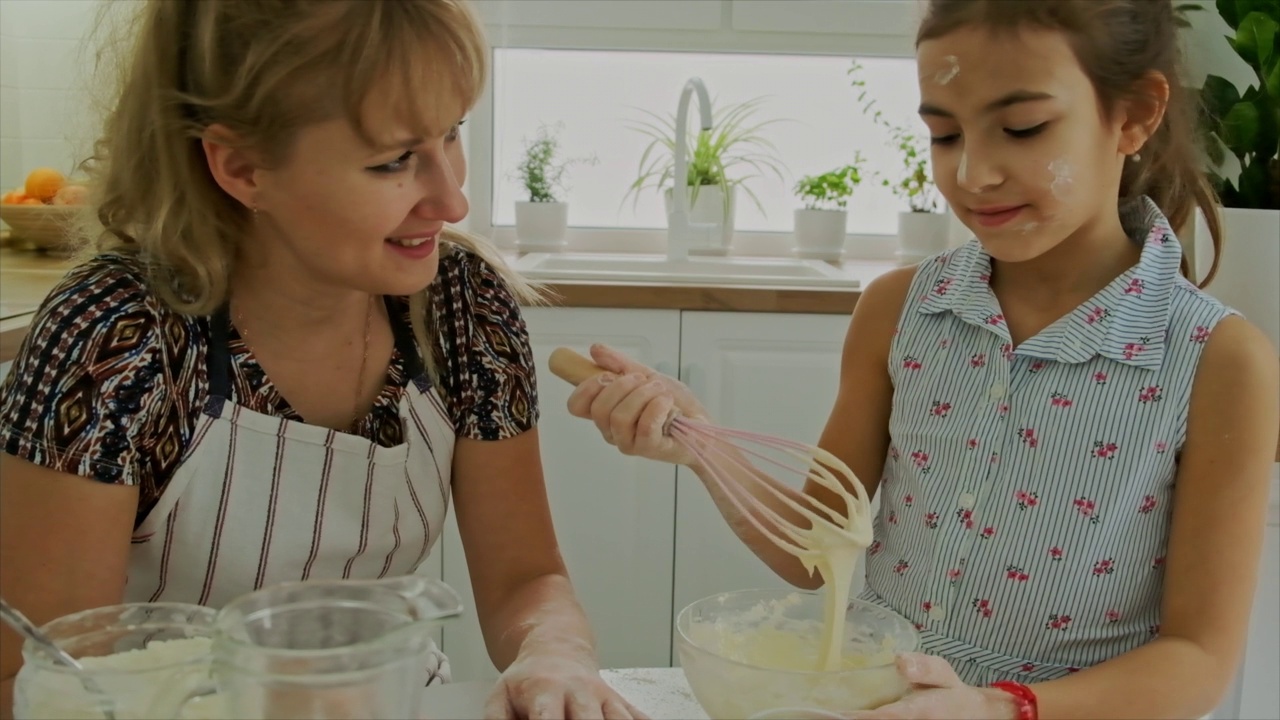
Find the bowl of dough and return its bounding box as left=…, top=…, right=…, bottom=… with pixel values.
left=675, top=589, right=919, bottom=719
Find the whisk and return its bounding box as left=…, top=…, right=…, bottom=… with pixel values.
left=548, top=346, right=874, bottom=582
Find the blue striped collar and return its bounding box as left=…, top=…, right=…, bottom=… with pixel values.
left=918, top=196, right=1183, bottom=370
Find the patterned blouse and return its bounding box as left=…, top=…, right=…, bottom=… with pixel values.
left=0, top=244, right=538, bottom=528
left=860, top=197, right=1235, bottom=685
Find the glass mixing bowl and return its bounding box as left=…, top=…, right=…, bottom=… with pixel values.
left=675, top=589, right=919, bottom=718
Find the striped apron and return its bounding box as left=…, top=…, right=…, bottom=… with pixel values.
left=125, top=298, right=455, bottom=684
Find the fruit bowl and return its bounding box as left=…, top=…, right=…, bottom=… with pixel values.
left=0, top=203, right=83, bottom=254
left=675, top=589, right=919, bottom=718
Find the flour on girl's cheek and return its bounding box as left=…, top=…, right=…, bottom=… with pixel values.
left=1048, top=158, right=1074, bottom=198
left=934, top=55, right=960, bottom=85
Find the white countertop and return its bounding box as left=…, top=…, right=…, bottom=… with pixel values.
left=422, top=667, right=708, bottom=719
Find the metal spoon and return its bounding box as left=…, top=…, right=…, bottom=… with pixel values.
left=0, top=598, right=117, bottom=720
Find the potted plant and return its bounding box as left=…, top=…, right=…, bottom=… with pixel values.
left=792, top=159, right=865, bottom=260
left=849, top=60, right=949, bottom=262
left=624, top=97, right=788, bottom=254
left=887, top=128, right=948, bottom=261
left=1188, top=0, right=1279, bottom=348
left=513, top=123, right=596, bottom=252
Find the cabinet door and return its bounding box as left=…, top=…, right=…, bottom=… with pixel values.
left=440, top=308, right=681, bottom=681
left=1236, top=473, right=1280, bottom=719
left=672, top=311, right=852, bottom=632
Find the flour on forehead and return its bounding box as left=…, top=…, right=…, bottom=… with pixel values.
left=934, top=55, right=960, bottom=85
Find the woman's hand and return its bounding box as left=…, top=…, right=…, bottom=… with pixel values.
left=849, top=653, right=1019, bottom=720
left=482, top=646, right=647, bottom=720
left=565, top=344, right=709, bottom=466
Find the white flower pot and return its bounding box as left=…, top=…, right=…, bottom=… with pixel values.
left=663, top=185, right=735, bottom=255
left=896, top=211, right=950, bottom=264
left=515, top=201, right=568, bottom=251
left=1189, top=206, right=1280, bottom=351
left=792, top=208, right=848, bottom=260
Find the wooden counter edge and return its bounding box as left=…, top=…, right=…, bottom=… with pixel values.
left=0, top=282, right=860, bottom=365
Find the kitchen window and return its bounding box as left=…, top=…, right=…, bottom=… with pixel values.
left=479, top=47, right=929, bottom=257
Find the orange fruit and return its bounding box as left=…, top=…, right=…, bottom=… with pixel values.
left=19, top=197, right=43, bottom=205
left=1, top=190, right=26, bottom=204
left=24, top=168, right=66, bottom=202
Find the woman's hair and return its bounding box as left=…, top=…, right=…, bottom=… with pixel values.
left=79, top=0, right=542, bottom=368
left=917, top=0, right=1223, bottom=287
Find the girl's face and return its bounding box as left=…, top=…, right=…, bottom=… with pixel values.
left=247, top=100, right=469, bottom=298
left=916, top=26, right=1137, bottom=263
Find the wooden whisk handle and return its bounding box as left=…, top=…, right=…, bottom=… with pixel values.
left=548, top=347, right=609, bottom=385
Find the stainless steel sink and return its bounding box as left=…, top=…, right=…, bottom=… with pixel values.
left=512, top=253, right=858, bottom=288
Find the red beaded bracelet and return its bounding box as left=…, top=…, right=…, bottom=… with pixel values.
left=990, top=680, right=1039, bottom=720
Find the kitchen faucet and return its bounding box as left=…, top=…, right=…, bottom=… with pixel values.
left=668, top=77, right=715, bottom=262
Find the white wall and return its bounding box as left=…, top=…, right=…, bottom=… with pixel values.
left=0, top=0, right=102, bottom=194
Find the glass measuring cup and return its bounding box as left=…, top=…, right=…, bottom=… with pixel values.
left=12, top=603, right=220, bottom=720
left=211, top=575, right=463, bottom=720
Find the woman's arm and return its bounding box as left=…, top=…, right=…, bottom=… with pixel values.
left=1025, top=315, right=1279, bottom=719
left=0, top=456, right=136, bottom=719
left=453, top=429, right=647, bottom=719
left=450, top=429, right=593, bottom=669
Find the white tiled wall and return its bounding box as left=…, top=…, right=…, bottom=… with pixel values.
left=0, top=0, right=102, bottom=194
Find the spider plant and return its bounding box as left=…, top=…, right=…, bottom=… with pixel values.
left=621, top=96, right=789, bottom=220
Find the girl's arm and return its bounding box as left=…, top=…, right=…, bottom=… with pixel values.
left=1027, top=315, right=1279, bottom=719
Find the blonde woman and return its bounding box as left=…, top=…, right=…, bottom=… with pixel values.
left=0, top=2, right=641, bottom=718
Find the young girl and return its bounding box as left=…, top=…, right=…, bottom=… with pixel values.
left=566, top=1, right=1279, bottom=718
left=0, top=2, right=644, bottom=718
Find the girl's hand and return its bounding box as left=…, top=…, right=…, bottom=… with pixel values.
left=849, top=653, right=1020, bottom=720
left=564, top=344, right=709, bottom=466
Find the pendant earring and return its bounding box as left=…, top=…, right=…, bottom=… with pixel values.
left=1129, top=152, right=1141, bottom=162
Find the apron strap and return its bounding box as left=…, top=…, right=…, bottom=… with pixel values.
left=385, top=295, right=427, bottom=381
left=207, top=306, right=234, bottom=401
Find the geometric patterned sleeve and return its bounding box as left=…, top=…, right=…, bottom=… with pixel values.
left=0, top=255, right=182, bottom=499
left=430, top=245, right=539, bottom=440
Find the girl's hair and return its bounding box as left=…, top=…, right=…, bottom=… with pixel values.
left=917, top=0, right=1223, bottom=287
left=79, top=0, right=542, bottom=369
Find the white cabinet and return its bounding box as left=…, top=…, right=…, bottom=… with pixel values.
left=1237, top=522, right=1279, bottom=719
left=1230, top=470, right=1280, bottom=720
left=439, top=308, right=682, bottom=681
left=672, top=311, right=851, bottom=631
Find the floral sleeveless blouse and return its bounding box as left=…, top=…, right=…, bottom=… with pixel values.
left=860, top=197, right=1236, bottom=685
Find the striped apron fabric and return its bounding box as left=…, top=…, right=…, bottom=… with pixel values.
left=125, top=298, right=456, bottom=684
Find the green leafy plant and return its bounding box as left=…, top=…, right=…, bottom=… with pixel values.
left=623, top=97, right=789, bottom=218
left=794, top=159, right=866, bottom=211
left=515, top=123, right=597, bottom=203
left=1198, top=0, right=1280, bottom=209
left=848, top=61, right=941, bottom=213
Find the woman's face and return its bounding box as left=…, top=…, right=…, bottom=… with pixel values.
left=916, top=26, right=1133, bottom=263
left=248, top=100, right=469, bottom=298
